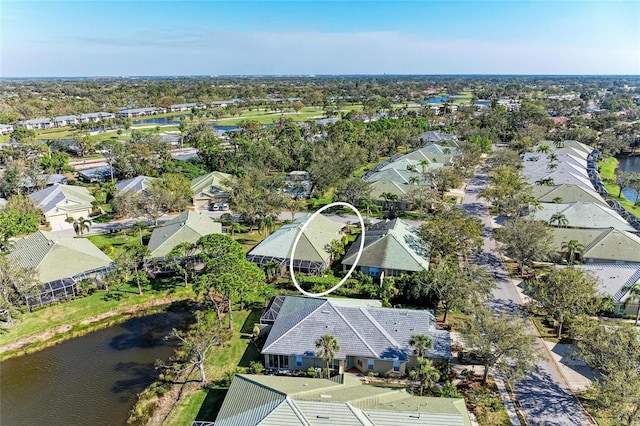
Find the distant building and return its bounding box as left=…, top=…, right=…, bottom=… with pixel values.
left=168, top=103, right=202, bottom=112
left=115, top=175, right=156, bottom=195
left=16, top=117, right=53, bottom=130
left=0, top=124, right=14, bottom=135
left=117, top=107, right=165, bottom=118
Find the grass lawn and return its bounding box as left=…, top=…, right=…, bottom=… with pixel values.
left=87, top=229, right=153, bottom=259
left=232, top=229, right=272, bottom=253
left=598, top=157, right=640, bottom=219
left=0, top=279, right=192, bottom=358
left=163, top=308, right=262, bottom=425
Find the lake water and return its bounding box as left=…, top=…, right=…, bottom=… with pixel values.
left=132, top=117, right=182, bottom=125
left=616, top=156, right=640, bottom=202
left=0, top=311, right=189, bottom=426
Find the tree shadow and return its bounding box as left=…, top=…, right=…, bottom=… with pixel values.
left=195, top=388, right=228, bottom=421
left=240, top=308, right=263, bottom=334
left=108, top=311, right=191, bottom=351
left=111, top=361, right=158, bottom=396
left=238, top=341, right=261, bottom=368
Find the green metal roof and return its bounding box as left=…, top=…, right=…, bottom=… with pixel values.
left=531, top=184, right=608, bottom=208
left=551, top=227, right=640, bottom=263
left=147, top=210, right=222, bottom=258
left=190, top=171, right=232, bottom=199
left=7, top=231, right=112, bottom=283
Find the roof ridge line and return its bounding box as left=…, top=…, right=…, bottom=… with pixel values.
left=261, top=300, right=327, bottom=353
left=286, top=398, right=312, bottom=425
left=345, top=401, right=375, bottom=425
left=584, top=228, right=612, bottom=253
left=359, top=307, right=401, bottom=350
left=330, top=303, right=379, bottom=358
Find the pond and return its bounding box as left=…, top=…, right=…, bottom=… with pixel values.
left=0, top=311, right=190, bottom=426
left=132, top=117, right=182, bottom=125
left=616, top=156, right=640, bottom=202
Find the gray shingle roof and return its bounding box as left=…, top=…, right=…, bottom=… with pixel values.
left=29, top=184, right=94, bottom=214
left=6, top=231, right=112, bottom=283
left=342, top=219, right=430, bottom=273
left=551, top=227, right=640, bottom=263
left=147, top=210, right=222, bottom=258
left=262, top=296, right=451, bottom=361
left=531, top=184, right=608, bottom=208
left=567, top=264, right=640, bottom=303
left=532, top=202, right=635, bottom=231
left=115, top=176, right=156, bottom=194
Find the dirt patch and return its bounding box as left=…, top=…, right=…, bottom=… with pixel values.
left=0, top=296, right=180, bottom=357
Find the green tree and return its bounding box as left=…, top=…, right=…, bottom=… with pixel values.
left=0, top=195, right=41, bottom=247
left=325, top=239, right=345, bottom=264
left=525, top=267, right=599, bottom=339
left=479, top=165, right=531, bottom=217
left=420, top=208, right=483, bottom=262
left=494, top=217, right=553, bottom=276
left=409, top=334, right=434, bottom=357
left=65, top=216, right=91, bottom=236
left=0, top=256, right=41, bottom=322
left=315, top=334, right=340, bottom=379
left=333, top=177, right=372, bottom=208
left=166, top=242, right=198, bottom=287
left=408, top=357, right=440, bottom=396
left=627, top=283, right=640, bottom=326
left=549, top=212, right=569, bottom=228
left=594, top=370, right=640, bottom=426
left=560, top=239, right=584, bottom=265
left=458, top=306, right=540, bottom=384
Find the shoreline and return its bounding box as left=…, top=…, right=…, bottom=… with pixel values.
left=0, top=296, right=190, bottom=361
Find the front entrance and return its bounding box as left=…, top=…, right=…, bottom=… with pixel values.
left=346, top=356, right=354, bottom=369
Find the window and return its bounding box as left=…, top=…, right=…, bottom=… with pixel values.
left=393, top=361, right=400, bottom=373
left=357, top=358, right=362, bottom=366
left=267, top=354, right=289, bottom=369
left=296, top=355, right=302, bottom=368
left=330, top=359, right=340, bottom=370
left=367, top=359, right=375, bottom=371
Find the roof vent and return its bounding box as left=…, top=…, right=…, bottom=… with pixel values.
left=321, top=310, right=330, bottom=314
left=320, top=394, right=332, bottom=399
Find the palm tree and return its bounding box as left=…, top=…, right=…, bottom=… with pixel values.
left=536, top=145, right=551, bottom=154
left=315, top=334, right=340, bottom=378
left=419, top=159, right=431, bottom=174
left=549, top=212, right=569, bottom=228
left=131, top=221, right=148, bottom=245
left=560, top=239, right=585, bottom=265
left=408, top=357, right=440, bottom=396
left=409, top=176, right=420, bottom=186
left=625, top=282, right=640, bottom=326
left=66, top=216, right=91, bottom=236
left=409, top=334, right=434, bottom=358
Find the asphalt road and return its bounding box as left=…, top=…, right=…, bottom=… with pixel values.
left=461, top=170, right=592, bottom=426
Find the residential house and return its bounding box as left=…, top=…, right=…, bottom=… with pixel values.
left=77, top=166, right=114, bottom=183
left=532, top=201, right=635, bottom=232
left=52, top=115, right=79, bottom=127
left=214, top=374, right=471, bottom=426
left=552, top=227, right=640, bottom=264
left=568, top=264, right=640, bottom=316
left=342, top=219, right=430, bottom=279
left=78, top=112, right=115, bottom=123
left=7, top=231, right=113, bottom=308
left=16, top=117, right=53, bottom=130
left=521, top=152, right=595, bottom=192
left=117, top=107, right=165, bottom=118
left=190, top=171, right=233, bottom=208
left=115, top=175, right=156, bottom=195
left=369, top=180, right=413, bottom=211
left=247, top=214, right=343, bottom=275
left=147, top=210, right=223, bottom=259
left=168, top=102, right=201, bottom=112
left=531, top=184, right=608, bottom=208
left=417, top=131, right=459, bottom=146
left=29, top=184, right=95, bottom=230
left=260, top=295, right=451, bottom=375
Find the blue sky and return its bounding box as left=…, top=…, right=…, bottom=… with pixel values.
left=2, top=1, right=639, bottom=77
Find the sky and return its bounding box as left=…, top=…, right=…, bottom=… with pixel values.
left=1, top=0, right=639, bottom=77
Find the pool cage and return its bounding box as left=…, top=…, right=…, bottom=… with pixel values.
left=246, top=254, right=328, bottom=277
left=24, top=265, right=115, bottom=310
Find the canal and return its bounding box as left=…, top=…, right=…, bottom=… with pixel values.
left=0, top=311, right=188, bottom=426
left=616, top=156, right=640, bottom=203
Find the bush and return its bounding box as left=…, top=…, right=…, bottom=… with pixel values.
left=306, top=367, right=317, bottom=378
left=250, top=360, right=264, bottom=375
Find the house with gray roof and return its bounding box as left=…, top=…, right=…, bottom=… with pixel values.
left=532, top=202, right=635, bottom=232
left=531, top=184, right=608, bottom=208
left=417, top=131, right=459, bottom=146
left=0, top=124, right=14, bottom=135
left=521, top=152, right=594, bottom=191
left=552, top=227, right=640, bottom=264
left=117, top=107, right=165, bottom=118
left=369, top=180, right=413, bottom=211
left=115, top=175, right=156, bottom=195
left=567, top=264, right=640, bottom=316
left=190, top=171, right=232, bottom=208
left=342, top=219, right=430, bottom=279
left=247, top=214, right=343, bottom=275
left=16, top=117, right=53, bottom=130
left=214, top=374, right=471, bottom=426
left=29, top=184, right=95, bottom=231
left=261, top=295, right=451, bottom=375
left=147, top=210, right=222, bottom=258
left=7, top=231, right=113, bottom=308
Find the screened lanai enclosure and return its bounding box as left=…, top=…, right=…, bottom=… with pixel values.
left=24, top=265, right=115, bottom=310
left=246, top=254, right=328, bottom=276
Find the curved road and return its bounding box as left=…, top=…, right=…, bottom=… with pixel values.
left=461, top=170, right=592, bottom=426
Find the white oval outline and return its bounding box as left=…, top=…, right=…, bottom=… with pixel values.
left=289, top=201, right=366, bottom=297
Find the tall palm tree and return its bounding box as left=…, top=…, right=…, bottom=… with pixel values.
left=409, top=334, right=434, bottom=358
left=626, top=283, right=640, bottom=326
left=549, top=212, right=569, bottom=228
left=66, top=216, right=91, bottom=236
left=408, top=357, right=440, bottom=396
left=315, top=334, right=340, bottom=378
left=560, top=239, right=585, bottom=265
left=409, top=176, right=420, bottom=186
left=419, top=159, right=431, bottom=174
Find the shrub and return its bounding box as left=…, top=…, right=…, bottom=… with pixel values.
left=250, top=360, right=264, bottom=375
left=307, top=367, right=317, bottom=378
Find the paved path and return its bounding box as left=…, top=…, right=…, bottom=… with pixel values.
left=461, top=170, right=593, bottom=426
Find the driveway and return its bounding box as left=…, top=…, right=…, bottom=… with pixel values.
left=461, top=170, right=593, bottom=426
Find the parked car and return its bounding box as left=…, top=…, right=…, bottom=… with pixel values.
left=458, top=351, right=483, bottom=365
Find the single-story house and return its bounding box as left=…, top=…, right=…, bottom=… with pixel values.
left=214, top=374, right=471, bottom=426
left=568, top=264, right=640, bottom=316
left=532, top=202, right=635, bottom=232
left=147, top=210, right=223, bottom=259
left=7, top=231, right=113, bottom=308
left=417, top=131, right=459, bottom=146
left=342, top=218, right=430, bottom=279
left=0, top=124, right=14, bottom=135
left=552, top=227, right=640, bottom=264
left=117, top=107, right=165, bottom=118
left=115, top=175, right=156, bottom=195
left=260, top=295, right=451, bottom=375
left=369, top=180, right=413, bottom=211
left=77, top=166, right=114, bottom=183
left=29, top=184, right=95, bottom=230
left=190, top=171, right=232, bottom=208
left=531, top=184, right=608, bottom=208
left=168, top=103, right=202, bottom=112
left=247, top=214, right=343, bottom=275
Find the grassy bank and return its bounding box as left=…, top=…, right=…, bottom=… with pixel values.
left=599, top=157, right=640, bottom=219
left=0, top=280, right=192, bottom=360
